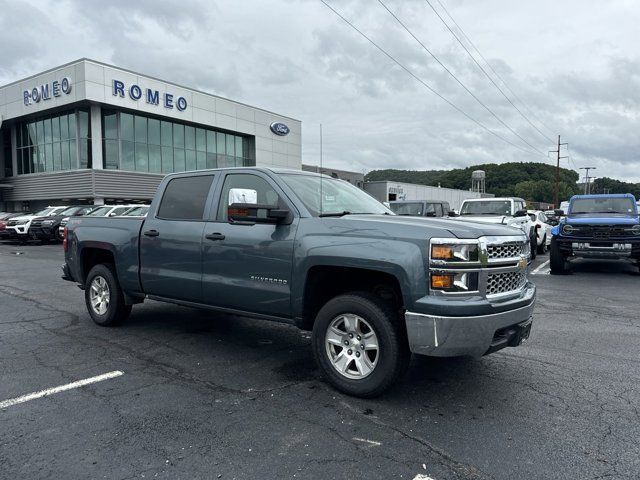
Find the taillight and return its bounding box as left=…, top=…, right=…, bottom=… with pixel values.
left=63, top=227, right=68, bottom=252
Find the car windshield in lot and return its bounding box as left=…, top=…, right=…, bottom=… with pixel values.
left=570, top=197, right=636, bottom=215
left=280, top=174, right=391, bottom=217
left=460, top=200, right=511, bottom=215
left=123, top=206, right=149, bottom=216
left=33, top=207, right=58, bottom=217
left=389, top=202, right=424, bottom=216
left=87, top=206, right=113, bottom=216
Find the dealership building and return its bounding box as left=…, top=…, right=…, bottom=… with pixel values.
left=0, top=59, right=301, bottom=211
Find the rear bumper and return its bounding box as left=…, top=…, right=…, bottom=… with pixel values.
left=405, top=283, right=535, bottom=357
left=61, top=263, right=74, bottom=282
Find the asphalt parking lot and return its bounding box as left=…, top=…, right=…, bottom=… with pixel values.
left=1, top=241, right=638, bottom=480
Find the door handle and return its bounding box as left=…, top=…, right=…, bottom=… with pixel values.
left=143, top=229, right=160, bottom=237
left=205, top=233, right=226, bottom=241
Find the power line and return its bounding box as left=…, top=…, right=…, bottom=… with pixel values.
left=434, top=0, right=558, bottom=140
left=318, top=0, right=543, bottom=158
left=425, top=0, right=556, bottom=145
left=377, top=0, right=547, bottom=156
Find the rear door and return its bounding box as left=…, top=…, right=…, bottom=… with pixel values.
left=140, top=174, right=217, bottom=302
left=201, top=171, right=298, bottom=318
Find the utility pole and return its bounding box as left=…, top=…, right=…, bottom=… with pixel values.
left=580, top=167, right=596, bottom=194
left=549, top=135, right=568, bottom=207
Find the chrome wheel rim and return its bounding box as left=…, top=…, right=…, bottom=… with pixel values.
left=325, top=313, right=379, bottom=380
left=89, top=276, right=110, bottom=315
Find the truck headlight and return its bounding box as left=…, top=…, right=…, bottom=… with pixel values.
left=431, top=242, right=478, bottom=262
left=430, top=271, right=478, bottom=292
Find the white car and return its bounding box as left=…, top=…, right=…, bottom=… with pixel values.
left=527, top=210, right=553, bottom=254
left=58, top=204, right=140, bottom=238
left=456, top=197, right=537, bottom=259
left=5, top=206, right=68, bottom=242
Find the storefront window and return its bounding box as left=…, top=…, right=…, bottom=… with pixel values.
left=101, top=110, right=254, bottom=173
left=15, top=109, right=86, bottom=174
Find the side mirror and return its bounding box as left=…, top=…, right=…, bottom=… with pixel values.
left=514, top=210, right=527, bottom=217
left=108, top=212, right=117, bottom=217
left=228, top=203, right=290, bottom=224
left=554, top=209, right=564, bottom=216
left=447, top=210, right=457, bottom=217
left=425, top=211, right=436, bottom=217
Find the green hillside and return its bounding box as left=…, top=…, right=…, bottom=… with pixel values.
left=365, top=162, right=580, bottom=203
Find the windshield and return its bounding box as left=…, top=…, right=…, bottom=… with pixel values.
left=124, top=206, right=149, bottom=216
left=87, top=206, right=112, bottom=216
left=460, top=200, right=511, bottom=216
left=34, top=207, right=57, bottom=216
left=389, top=202, right=425, bottom=216
left=60, top=206, right=92, bottom=216
left=570, top=197, right=636, bottom=215
left=280, top=174, right=391, bottom=216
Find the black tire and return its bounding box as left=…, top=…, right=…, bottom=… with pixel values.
left=537, top=234, right=547, bottom=254
left=549, top=237, right=568, bottom=274
left=529, top=230, right=537, bottom=260
left=312, top=292, right=410, bottom=398
left=84, top=264, right=132, bottom=326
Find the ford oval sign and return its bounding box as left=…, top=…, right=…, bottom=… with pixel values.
left=270, top=122, right=290, bottom=136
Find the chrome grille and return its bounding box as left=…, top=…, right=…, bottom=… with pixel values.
left=487, top=242, right=525, bottom=259
left=487, top=271, right=527, bottom=296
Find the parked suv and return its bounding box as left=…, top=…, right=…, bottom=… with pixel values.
left=30, top=205, right=96, bottom=242
left=550, top=194, right=640, bottom=273
left=4, top=206, right=68, bottom=242
left=388, top=200, right=452, bottom=217
left=456, top=197, right=537, bottom=259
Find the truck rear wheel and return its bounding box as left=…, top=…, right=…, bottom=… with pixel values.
left=549, top=238, right=568, bottom=274
left=537, top=234, right=547, bottom=254
left=85, top=264, right=132, bottom=326
left=312, top=292, right=410, bottom=398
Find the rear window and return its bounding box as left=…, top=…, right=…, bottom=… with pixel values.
left=157, top=176, right=214, bottom=220
left=389, top=202, right=424, bottom=216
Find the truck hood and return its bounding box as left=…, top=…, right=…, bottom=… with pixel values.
left=565, top=214, right=639, bottom=225
left=325, top=214, right=524, bottom=239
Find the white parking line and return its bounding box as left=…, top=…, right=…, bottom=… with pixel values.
left=531, top=259, right=550, bottom=275
left=413, top=475, right=436, bottom=480
left=0, top=371, right=124, bottom=409
left=352, top=437, right=382, bottom=446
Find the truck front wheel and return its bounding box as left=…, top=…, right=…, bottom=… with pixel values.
left=85, top=264, right=132, bottom=326
left=312, top=292, right=410, bottom=398
left=549, top=238, right=568, bottom=274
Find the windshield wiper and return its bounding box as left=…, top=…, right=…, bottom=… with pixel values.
left=319, top=211, right=353, bottom=217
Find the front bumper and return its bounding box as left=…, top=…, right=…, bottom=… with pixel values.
left=405, top=283, right=535, bottom=357
left=555, top=237, right=640, bottom=259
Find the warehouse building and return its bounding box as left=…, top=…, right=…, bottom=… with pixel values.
left=364, top=180, right=493, bottom=210
left=302, top=164, right=364, bottom=188
left=0, top=59, right=301, bottom=211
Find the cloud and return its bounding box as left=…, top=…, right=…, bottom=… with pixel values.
left=1, top=0, right=639, bottom=182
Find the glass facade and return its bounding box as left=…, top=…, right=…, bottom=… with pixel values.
left=102, top=110, right=255, bottom=173
left=15, top=109, right=90, bottom=174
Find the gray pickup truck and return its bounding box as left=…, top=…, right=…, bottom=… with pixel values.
left=63, top=167, right=535, bottom=397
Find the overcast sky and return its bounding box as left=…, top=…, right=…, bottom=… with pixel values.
left=2, top=0, right=639, bottom=182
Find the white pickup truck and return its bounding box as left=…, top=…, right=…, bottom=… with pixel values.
left=455, top=197, right=538, bottom=259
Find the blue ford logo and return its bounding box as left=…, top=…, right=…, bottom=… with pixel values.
left=270, top=122, right=290, bottom=136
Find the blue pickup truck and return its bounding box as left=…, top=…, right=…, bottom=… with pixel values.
left=62, top=167, right=536, bottom=397
left=550, top=193, right=640, bottom=274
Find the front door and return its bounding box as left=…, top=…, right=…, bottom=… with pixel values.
left=201, top=172, right=297, bottom=318
left=140, top=174, right=216, bottom=302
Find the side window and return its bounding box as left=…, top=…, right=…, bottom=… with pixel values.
left=425, top=203, right=436, bottom=215
left=157, top=175, right=214, bottom=220
left=217, top=174, right=281, bottom=222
